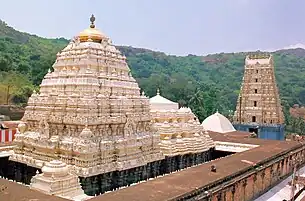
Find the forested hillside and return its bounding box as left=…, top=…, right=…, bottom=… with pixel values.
left=1, top=20, right=305, bottom=130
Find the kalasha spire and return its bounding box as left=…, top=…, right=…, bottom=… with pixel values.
left=78, top=14, right=106, bottom=42
left=157, top=88, right=160, bottom=95
left=90, top=14, right=96, bottom=28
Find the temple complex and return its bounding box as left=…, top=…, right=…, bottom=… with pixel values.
left=2, top=15, right=215, bottom=196
left=149, top=89, right=214, bottom=172
left=233, top=54, right=285, bottom=140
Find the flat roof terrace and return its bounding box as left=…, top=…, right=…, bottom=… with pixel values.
left=0, top=178, right=68, bottom=201
left=90, top=132, right=303, bottom=201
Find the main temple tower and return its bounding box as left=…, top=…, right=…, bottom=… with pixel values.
left=233, top=54, right=285, bottom=140
left=10, top=15, right=164, bottom=194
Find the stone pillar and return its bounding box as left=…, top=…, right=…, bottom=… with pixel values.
left=99, top=174, right=105, bottom=194
left=165, top=157, right=171, bottom=173
left=127, top=169, right=134, bottom=186
left=242, top=179, right=247, bottom=201
left=112, top=171, right=119, bottom=190
left=261, top=171, right=266, bottom=192
left=122, top=170, right=127, bottom=186
left=15, top=163, right=22, bottom=182
left=186, top=154, right=190, bottom=168
left=216, top=192, right=222, bottom=201
left=253, top=174, right=258, bottom=197
left=231, top=185, right=236, bottom=201
left=157, top=160, right=161, bottom=176
left=146, top=163, right=151, bottom=180
left=92, top=176, right=99, bottom=196
left=134, top=167, right=139, bottom=183
left=116, top=171, right=123, bottom=188
left=178, top=155, right=183, bottom=170
left=80, top=177, right=93, bottom=196
left=196, top=153, right=200, bottom=165
left=107, top=172, right=112, bottom=192
left=270, top=167, right=274, bottom=186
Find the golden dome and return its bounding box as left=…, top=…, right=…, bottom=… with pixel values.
left=78, top=14, right=107, bottom=43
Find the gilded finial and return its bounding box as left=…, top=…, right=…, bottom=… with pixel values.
left=90, top=14, right=96, bottom=28
left=157, top=88, right=160, bottom=95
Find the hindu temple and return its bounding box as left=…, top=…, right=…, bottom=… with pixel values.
left=4, top=15, right=215, bottom=196
left=233, top=54, right=285, bottom=140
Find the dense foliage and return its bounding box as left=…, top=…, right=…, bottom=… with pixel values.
left=0, top=20, right=305, bottom=133
left=118, top=47, right=305, bottom=122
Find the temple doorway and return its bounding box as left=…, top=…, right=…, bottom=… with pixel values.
left=249, top=127, right=258, bottom=134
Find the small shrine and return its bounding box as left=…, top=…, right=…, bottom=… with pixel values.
left=30, top=160, right=88, bottom=200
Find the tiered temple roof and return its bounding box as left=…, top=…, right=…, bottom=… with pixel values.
left=10, top=15, right=164, bottom=177
left=233, top=54, right=284, bottom=125
left=149, top=90, right=214, bottom=156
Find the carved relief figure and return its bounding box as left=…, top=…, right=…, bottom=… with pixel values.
left=39, top=118, right=50, bottom=139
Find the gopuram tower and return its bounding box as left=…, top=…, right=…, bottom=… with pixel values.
left=9, top=15, right=164, bottom=195
left=233, top=54, right=285, bottom=140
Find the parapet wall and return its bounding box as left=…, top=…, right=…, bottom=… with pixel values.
left=180, top=143, right=305, bottom=201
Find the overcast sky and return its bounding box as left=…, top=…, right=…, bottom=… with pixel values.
left=0, top=0, right=304, bottom=55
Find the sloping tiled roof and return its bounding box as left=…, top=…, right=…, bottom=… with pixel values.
left=1, top=121, right=21, bottom=129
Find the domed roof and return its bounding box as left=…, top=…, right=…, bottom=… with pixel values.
left=201, top=111, right=236, bottom=133
left=149, top=89, right=179, bottom=111
left=41, top=160, right=69, bottom=177
left=78, top=14, right=108, bottom=43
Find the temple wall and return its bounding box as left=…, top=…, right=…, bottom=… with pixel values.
left=183, top=146, right=305, bottom=201
left=0, top=148, right=214, bottom=196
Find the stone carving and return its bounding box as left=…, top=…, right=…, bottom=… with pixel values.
left=38, top=119, right=50, bottom=139
left=233, top=54, right=284, bottom=125
left=149, top=90, right=215, bottom=157
left=124, top=116, right=136, bottom=137
left=10, top=15, right=164, bottom=177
